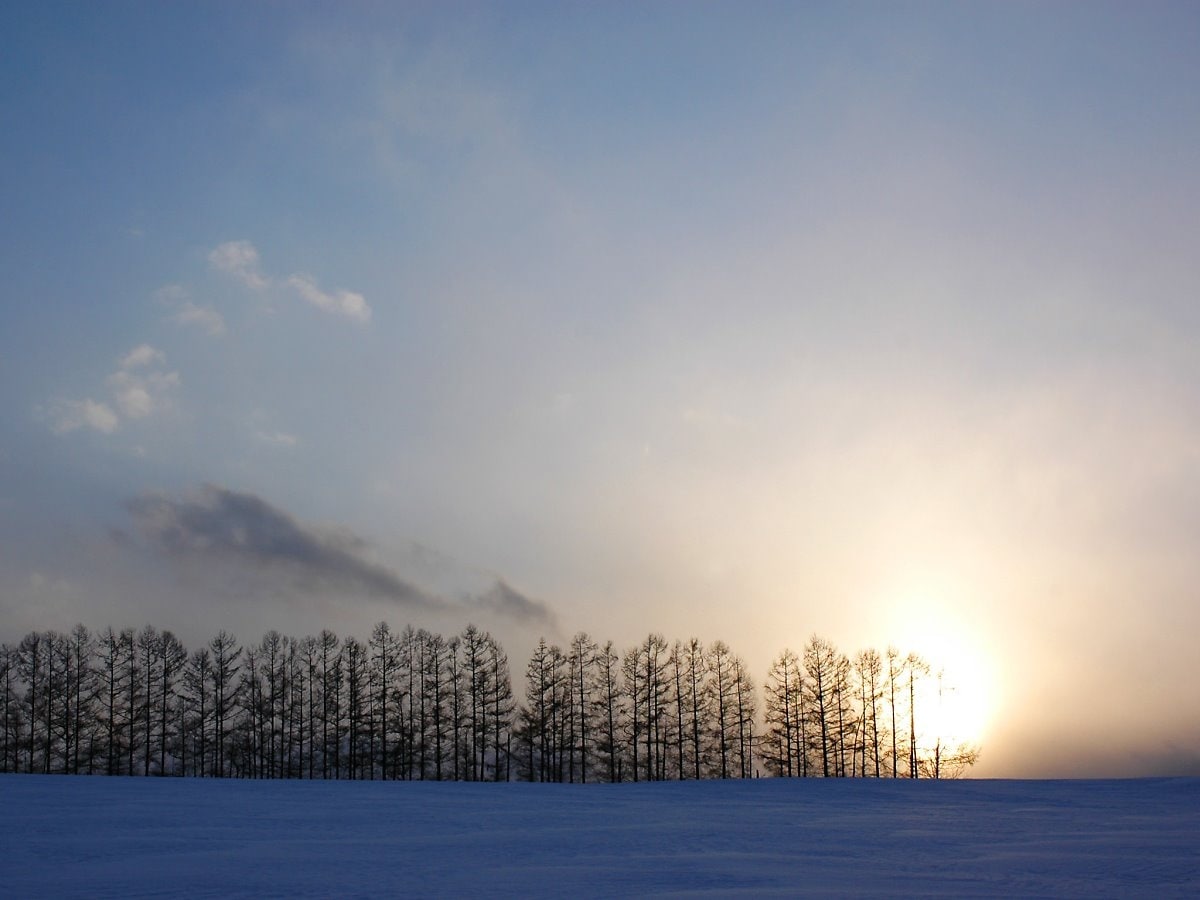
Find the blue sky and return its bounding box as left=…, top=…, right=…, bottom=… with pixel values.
left=3, top=2, right=1200, bottom=776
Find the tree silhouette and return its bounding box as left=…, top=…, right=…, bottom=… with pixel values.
left=0, top=620, right=978, bottom=782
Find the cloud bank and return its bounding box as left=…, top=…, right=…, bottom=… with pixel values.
left=126, top=485, right=553, bottom=625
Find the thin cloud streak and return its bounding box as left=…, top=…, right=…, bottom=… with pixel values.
left=470, top=579, right=557, bottom=627
left=287, top=274, right=372, bottom=323
left=208, top=241, right=371, bottom=323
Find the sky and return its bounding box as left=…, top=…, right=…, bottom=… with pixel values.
left=2, top=2, right=1199, bottom=778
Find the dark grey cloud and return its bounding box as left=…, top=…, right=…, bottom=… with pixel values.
left=125, top=484, right=554, bottom=625
left=127, top=484, right=435, bottom=607
left=472, top=579, right=557, bottom=627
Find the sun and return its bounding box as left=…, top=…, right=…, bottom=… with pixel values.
left=879, top=589, right=999, bottom=755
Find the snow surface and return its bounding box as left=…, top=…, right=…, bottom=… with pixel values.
left=1, top=775, right=1196, bottom=897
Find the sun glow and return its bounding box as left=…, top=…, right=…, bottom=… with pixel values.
left=879, top=588, right=999, bottom=760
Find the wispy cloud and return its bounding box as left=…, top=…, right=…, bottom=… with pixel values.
left=125, top=484, right=554, bottom=625
left=255, top=429, right=299, bottom=447
left=44, top=345, right=179, bottom=435
left=175, top=301, right=226, bottom=336
left=45, top=398, right=119, bottom=434
left=156, top=285, right=226, bottom=337
left=469, top=579, right=554, bottom=625
left=209, top=240, right=269, bottom=291
left=208, top=241, right=371, bottom=323
left=107, top=345, right=179, bottom=420
left=119, top=344, right=166, bottom=370
left=287, top=274, right=372, bottom=323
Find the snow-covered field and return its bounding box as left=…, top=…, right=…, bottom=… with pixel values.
left=1, top=775, right=1196, bottom=897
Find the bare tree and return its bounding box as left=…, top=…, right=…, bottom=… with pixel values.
left=731, top=654, right=756, bottom=778
left=906, top=652, right=929, bottom=778
left=802, top=635, right=842, bottom=778
left=854, top=648, right=883, bottom=778
left=634, top=633, right=671, bottom=782
left=460, top=625, right=491, bottom=781
left=368, top=622, right=397, bottom=780
left=184, top=647, right=212, bottom=777
left=318, top=629, right=340, bottom=779
left=342, top=636, right=367, bottom=779
left=886, top=646, right=901, bottom=778
left=519, top=637, right=554, bottom=782
left=134, top=626, right=159, bottom=776
left=762, top=649, right=804, bottom=777
left=486, top=634, right=515, bottom=782
left=707, top=640, right=735, bottom=779
left=1, top=644, right=17, bottom=772
left=96, top=628, right=131, bottom=775
left=567, top=632, right=597, bottom=783
left=17, top=631, right=45, bottom=774
left=299, top=635, right=319, bottom=779
left=157, top=631, right=187, bottom=775
left=682, top=639, right=707, bottom=780
left=445, top=636, right=463, bottom=781
left=669, top=641, right=687, bottom=779
left=62, top=625, right=97, bottom=774
left=591, top=640, right=624, bottom=783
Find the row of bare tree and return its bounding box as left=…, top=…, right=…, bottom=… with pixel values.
left=0, top=624, right=512, bottom=781
left=760, top=638, right=978, bottom=780
left=0, top=623, right=976, bottom=780
left=518, top=634, right=757, bottom=782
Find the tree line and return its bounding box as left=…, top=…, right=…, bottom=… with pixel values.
left=0, top=623, right=977, bottom=781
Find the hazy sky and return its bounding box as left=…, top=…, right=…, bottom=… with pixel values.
left=3, top=2, right=1199, bottom=777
